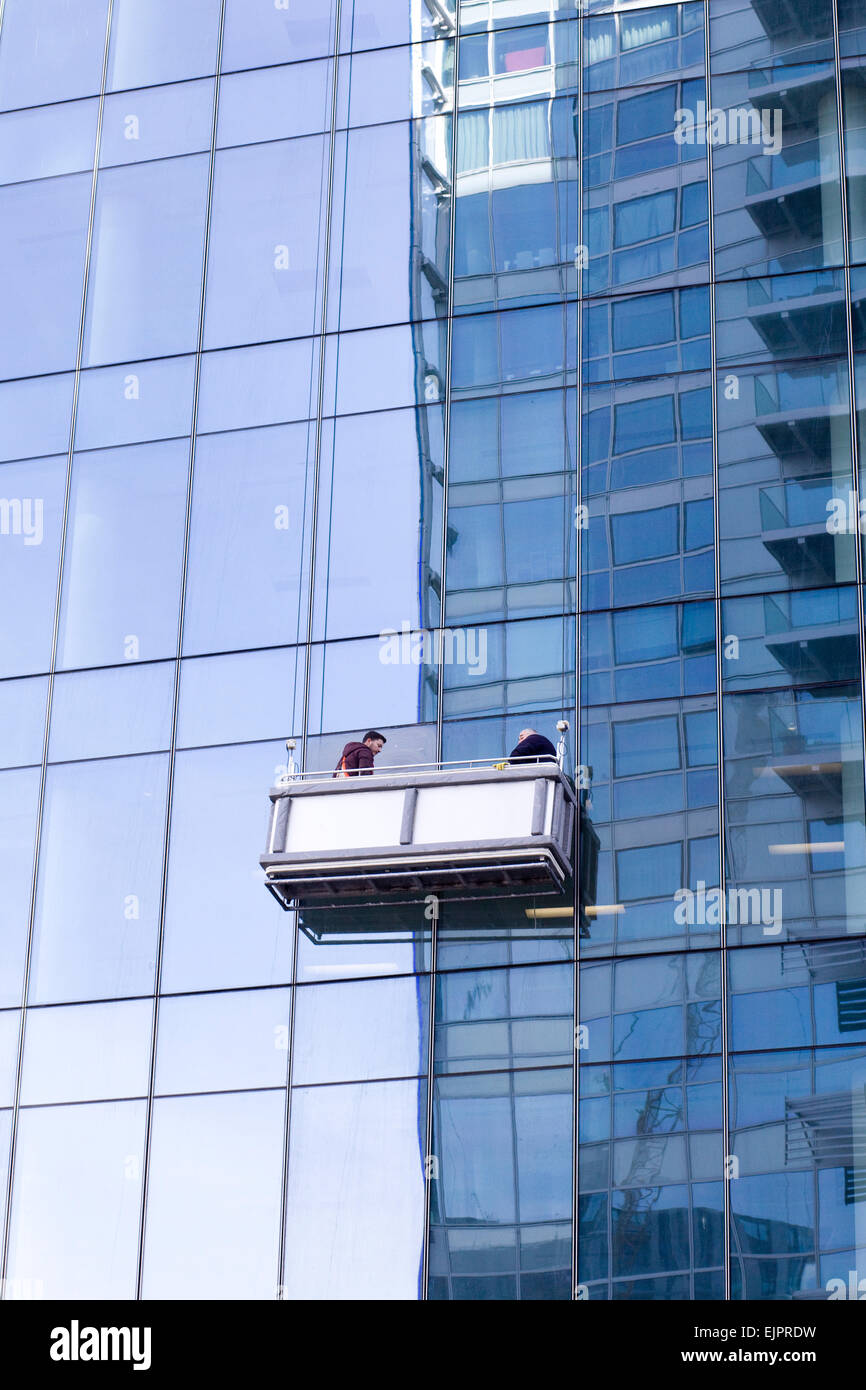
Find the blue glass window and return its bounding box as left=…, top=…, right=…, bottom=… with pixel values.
left=616, top=85, right=677, bottom=145
left=612, top=505, right=678, bottom=563
left=613, top=716, right=681, bottom=776
left=612, top=294, right=675, bottom=349
left=681, top=180, right=708, bottom=228
left=493, top=182, right=557, bottom=271
left=616, top=842, right=682, bottom=899
left=679, top=386, right=711, bottom=438
left=679, top=286, right=710, bottom=339
left=684, top=709, right=717, bottom=766
left=613, top=396, right=675, bottom=452
left=455, top=192, right=492, bottom=277
left=459, top=32, right=488, bottom=80
left=614, top=604, right=678, bottom=664
left=613, top=191, right=676, bottom=248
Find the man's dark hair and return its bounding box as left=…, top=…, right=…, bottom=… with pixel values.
left=364, top=730, right=386, bottom=744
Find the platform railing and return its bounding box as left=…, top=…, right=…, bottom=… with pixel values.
left=279, top=730, right=570, bottom=786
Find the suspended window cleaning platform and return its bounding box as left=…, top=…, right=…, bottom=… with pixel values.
left=261, top=756, right=576, bottom=912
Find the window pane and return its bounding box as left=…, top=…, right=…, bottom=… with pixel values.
left=182, top=423, right=314, bottom=656
left=0, top=174, right=92, bottom=377
left=0, top=456, right=66, bottom=679
left=57, top=441, right=188, bottom=670
left=218, top=62, right=332, bottom=146
left=313, top=407, right=443, bottom=641
left=0, top=1010, right=19, bottom=1106
left=161, top=743, right=294, bottom=993
left=0, top=768, right=40, bottom=1008
left=142, top=1091, right=285, bottom=1299
left=20, top=1000, right=152, bottom=1104
left=292, top=976, right=428, bottom=1085
left=204, top=138, right=328, bottom=350
left=84, top=156, right=210, bottom=365
left=196, top=338, right=319, bottom=434
left=0, top=677, right=47, bottom=769
left=30, top=755, right=168, bottom=1004
left=283, top=1079, right=426, bottom=1299
left=100, top=81, right=214, bottom=166
left=107, top=0, right=222, bottom=89
left=155, top=990, right=291, bottom=1095
left=5, top=1101, right=145, bottom=1299
left=177, top=649, right=304, bottom=749
left=0, top=375, right=73, bottom=465
left=49, top=663, right=174, bottom=762
left=75, top=356, right=195, bottom=451
left=0, top=0, right=109, bottom=109
left=222, top=0, right=337, bottom=69
left=0, top=99, right=98, bottom=185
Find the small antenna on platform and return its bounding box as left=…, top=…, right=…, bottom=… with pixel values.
left=555, top=720, right=569, bottom=770
left=285, top=738, right=298, bottom=781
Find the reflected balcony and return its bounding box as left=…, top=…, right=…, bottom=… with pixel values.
left=742, top=271, right=849, bottom=357
left=782, top=936, right=866, bottom=982
left=758, top=477, right=850, bottom=584
left=785, top=1089, right=866, bottom=1171
left=763, top=696, right=862, bottom=796
left=761, top=601, right=861, bottom=681
left=749, top=0, right=830, bottom=44
left=744, top=135, right=831, bottom=243
left=753, top=364, right=851, bottom=467
left=261, top=757, right=576, bottom=912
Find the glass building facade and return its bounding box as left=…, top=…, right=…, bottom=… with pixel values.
left=1, top=0, right=866, bottom=1302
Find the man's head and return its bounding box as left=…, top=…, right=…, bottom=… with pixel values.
left=518, top=728, right=537, bottom=744
left=363, top=730, right=387, bottom=756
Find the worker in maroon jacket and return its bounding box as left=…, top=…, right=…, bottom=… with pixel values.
left=333, top=730, right=386, bottom=777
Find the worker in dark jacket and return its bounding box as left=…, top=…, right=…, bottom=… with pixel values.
left=509, top=727, right=557, bottom=764
left=333, top=730, right=386, bottom=777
